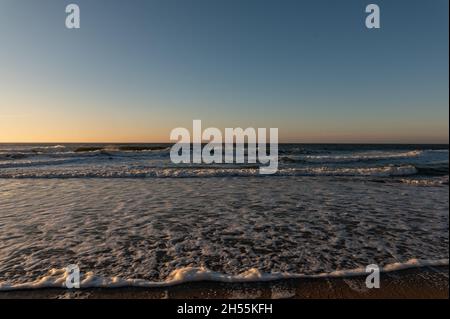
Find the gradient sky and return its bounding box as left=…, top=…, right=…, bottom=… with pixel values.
left=0, top=0, right=448, bottom=143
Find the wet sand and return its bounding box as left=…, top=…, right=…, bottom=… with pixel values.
left=0, top=266, right=447, bottom=299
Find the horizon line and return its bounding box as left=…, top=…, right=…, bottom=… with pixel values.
left=0, top=141, right=449, bottom=145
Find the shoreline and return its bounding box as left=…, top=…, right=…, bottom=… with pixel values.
left=1, top=266, right=447, bottom=299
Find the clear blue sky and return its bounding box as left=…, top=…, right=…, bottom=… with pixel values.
left=0, top=0, right=448, bottom=143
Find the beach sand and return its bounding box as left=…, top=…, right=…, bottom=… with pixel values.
left=0, top=266, right=447, bottom=299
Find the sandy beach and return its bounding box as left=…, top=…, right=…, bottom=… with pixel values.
left=0, top=266, right=447, bottom=299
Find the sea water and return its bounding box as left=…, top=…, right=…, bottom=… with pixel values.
left=0, top=144, right=448, bottom=289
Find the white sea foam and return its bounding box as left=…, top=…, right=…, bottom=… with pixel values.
left=0, top=259, right=447, bottom=291
left=300, top=150, right=423, bottom=163
left=400, top=176, right=449, bottom=187
left=0, top=177, right=448, bottom=292
left=0, top=165, right=420, bottom=178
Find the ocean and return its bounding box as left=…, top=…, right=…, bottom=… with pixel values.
left=0, top=143, right=448, bottom=289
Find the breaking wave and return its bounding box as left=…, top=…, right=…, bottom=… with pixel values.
left=281, top=150, right=424, bottom=164
left=0, top=164, right=424, bottom=178
left=0, top=258, right=447, bottom=291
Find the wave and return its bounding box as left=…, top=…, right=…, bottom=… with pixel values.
left=0, top=153, right=30, bottom=160
left=0, top=145, right=65, bottom=152
left=0, top=258, right=447, bottom=291
left=399, top=176, right=449, bottom=187
left=0, top=158, right=88, bottom=169
left=0, top=145, right=168, bottom=158
left=281, top=150, right=423, bottom=164
left=0, top=148, right=170, bottom=162
left=0, top=165, right=423, bottom=178
left=0, top=145, right=66, bottom=157
left=73, top=145, right=170, bottom=153
left=34, top=145, right=66, bottom=150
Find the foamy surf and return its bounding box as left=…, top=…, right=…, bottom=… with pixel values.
left=0, top=176, right=448, bottom=295
left=293, top=150, right=424, bottom=163
left=400, top=176, right=449, bottom=187
left=0, top=259, right=447, bottom=291
left=0, top=165, right=423, bottom=178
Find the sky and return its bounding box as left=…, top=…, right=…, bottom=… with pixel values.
left=0, top=0, right=448, bottom=143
